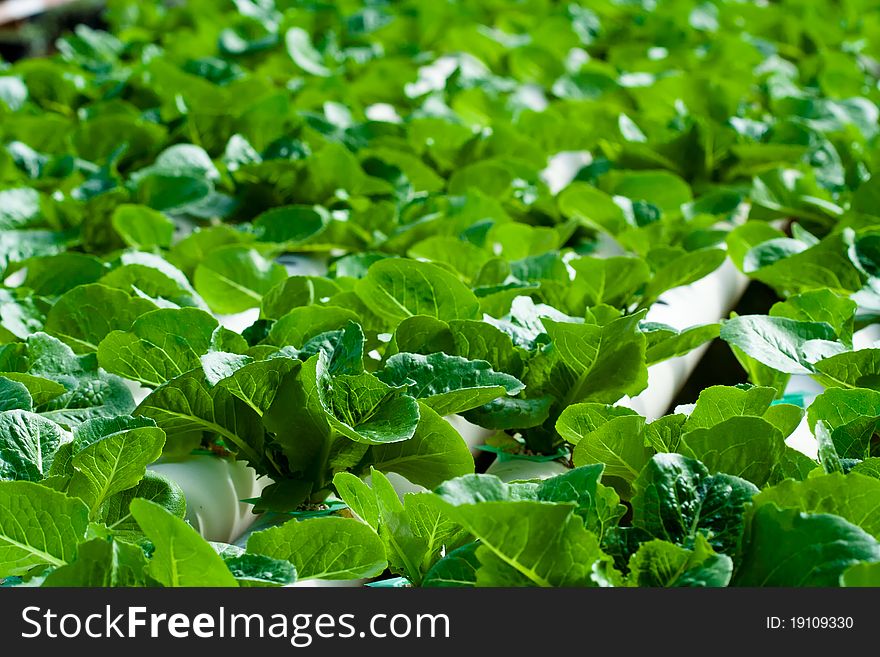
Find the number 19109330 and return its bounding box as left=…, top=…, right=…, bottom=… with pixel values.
left=766, top=616, right=854, bottom=630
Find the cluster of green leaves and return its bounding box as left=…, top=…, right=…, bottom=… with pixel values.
left=3, top=0, right=880, bottom=587
left=3, top=381, right=880, bottom=587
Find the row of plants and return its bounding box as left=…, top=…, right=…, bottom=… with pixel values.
left=1, top=0, right=880, bottom=587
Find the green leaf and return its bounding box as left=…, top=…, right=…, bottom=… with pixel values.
left=754, top=474, right=880, bottom=539
left=210, top=355, right=301, bottom=416
left=533, top=312, right=648, bottom=406
left=807, top=388, right=880, bottom=459
left=371, top=402, right=474, bottom=489
left=642, top=249, right=726, bottom=306
left=632, top=453, right=758, bottom=554
left=194, top=246, right=287, bottom=314
left=130, top=498, right=238, bottom=587
left=841, top=561, right=880, bottom=586
left=0, top=410, right=67, bottom=481
left=734, top=505, right=880, bottom=586
left=815, top=420, right=844, bottom=474
left=213, top=544, right=297, bottom=587
left=0, top=377, right=32, bottom=412
left=247, top=516, right=387, bottom=580
left=285, top=27, right=331, bottom=77
left=42, top=538, right=148, bottom=587
left=111, top=204, right=174, bottom=250
left=813, top=349, right=880, bottom=390
left=266, top=305, right=360, bottom=348
left=99, top=471, right=186, bottom=541
left=98, top=308, right=220, bottom=387
left=557, top=182, right=626, bottom=234
left=355, top=259, right=480, bottom=325
left=319, top=368, right=420, bottom=446
left=568, top=256, right=650, bottom=308
left=378, top=352, right=524, bottom=415
left=422, top=542, right=480, bottom=588
left=135, top=369, right=265, bottom=467
left=627, top=536, right=732, bottom=587
left=334, top=470, right=468, bottom=585
left=682, top=416, right=785, bottom=486
left=682, top=385, right=776, bottom=431
left=0, top=480, right=89, bottom=577
left=644, top=323, right=720, bottom=365
left=68, top=416, right=166, bottom=516
left=433, top=494, right=613, bottom=587
left=570, top=415, right=652, bottom=493
left=720, top=315, right=841, bottom=374
left=45, top=284, right=158, bottom=353
left=253, top=205, right=329, bottom=246
left=770, top=289, right=856, bottom=347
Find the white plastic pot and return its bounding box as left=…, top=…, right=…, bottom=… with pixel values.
left=148, top=455, right=270, bottom=544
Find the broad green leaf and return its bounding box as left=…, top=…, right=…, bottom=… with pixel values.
left=807, top=388, right=880, bottom=459
left=570, top=415, right=652, bottom=493
left=734, top=506, right=880, bottom=586
left=68, top=416, right=166, bottom=515
left=319, top=368, right=420, bottom=445
left=253, top=205, right=329, bottom=246
left=0, top=410, right=67, bottom=481
left=111, top=204, right=174, bottom=250
left=355, top=259, right=480, bottom=325
left=100, top=252, right=206, bottom=309
left=682, top=416, right=785, bottom=486
left=632, top=453, right=758, bottom=554
left=422, top=542, right=480, bottom=588
left=42, top=538, right=148, bottom=587
left=334, top=470, right=468, bottom=585
left=627, top=536, right=732, bottom=587
left=841, top=561, right=880, bottom=586
left=98, top=308, right=220, bottom=387
left=378, top=352, right=524, bottom=416
left=682, top=385, right=776, bottom=431
left=371, top=402, right=474, bottom=489
left=266, top=305, right=360, bottom=348
left=247, top=516, right=387, bottom=580
left=557, top=182, right=626, bottom=234
left=753, top=473, right=880, bottom=538
left=19, top=253, right=106, bottom=297
left=770, top=289, right=856, bottom=347
left=568, top=256, right=650, bottom=308
left=209, top=355, right=301, bottom=416
left=260, top=275, right=341, bottom=319
left=813, top=349, right=880, bottom=390
left=0, top=376, right=32, bottom=411
left=720, top=315, right=841, bottom=374
left=434, top=496, right=613, bottom=587
left=644, top=323, right=720, bottom=365
left=45, top=284, right=157, bottom=353
left=135, top=369, right=265, bottom=467
left=213, top=544, right=297, bottom=587
left=0, top=480, right=88, bottom=577
left=556, top=403, right=639, bottom=445
left=99, top=471, right=186, bottom=540
left=532, top=312, right=648, bottom=406
left=194, top=246, right=287, bottom=314
left=130, top=498, right=238, bottom=587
